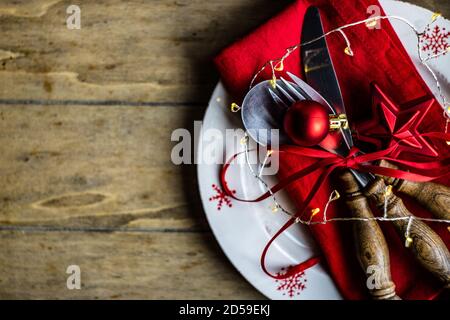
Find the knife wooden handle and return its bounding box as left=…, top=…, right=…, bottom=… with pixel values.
left=340, top=171, right=399, bottom=299
left=378, top=160, right=450, bottom=220
left=364, top=177, right=450, bottom=287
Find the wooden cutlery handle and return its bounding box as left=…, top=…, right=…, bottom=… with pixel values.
left=340, top=171, right=399, bottom=299
left=378, top=160, right=450, bottom=220
left=364, top=177, right=450, bottom=286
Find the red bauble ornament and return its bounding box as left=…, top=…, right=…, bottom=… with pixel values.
left=283, top=100, right=329, bottom=147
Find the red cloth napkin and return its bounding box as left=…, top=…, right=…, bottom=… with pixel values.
left=215, top=0, right=449, bottom=299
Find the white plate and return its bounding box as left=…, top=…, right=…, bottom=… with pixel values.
left=197, top=0, right=450, bottom=300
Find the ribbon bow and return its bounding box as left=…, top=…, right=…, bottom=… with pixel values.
left=220, top=132, right=450, bottom=280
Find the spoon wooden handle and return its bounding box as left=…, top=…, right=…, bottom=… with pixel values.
left=378, top=160, right=450, bottom=220
left=340, top=171, right=399, bottom=299
left=364, top=177, right=450, bottom=286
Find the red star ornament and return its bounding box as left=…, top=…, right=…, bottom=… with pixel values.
left=357, top=83, right=438, bottom=158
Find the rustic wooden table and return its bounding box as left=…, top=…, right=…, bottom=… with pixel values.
left=0, top=0, right=448, bottom=299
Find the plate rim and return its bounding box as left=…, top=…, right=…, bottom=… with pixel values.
left=196, top=0, right=449, bottom=300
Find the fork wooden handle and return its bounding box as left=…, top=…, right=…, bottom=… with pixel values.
left=378, top=160, right=450, bottom=220
left=364, top=177, right=450, bottom=286
left=340, top=171, right=399, bottom=299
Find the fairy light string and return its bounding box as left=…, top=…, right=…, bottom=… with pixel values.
left=227, top=13, right=450, bottom=248
left=405, top=216, right=414, bottom=247
left=383, top=184, right=393, bottom=219
left=238, top=132, right=450, bottom=247
left=322, top=190, right=340, bottom=223
left=246, top=13, right=450, bottom=127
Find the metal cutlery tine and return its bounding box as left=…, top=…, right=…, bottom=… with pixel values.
left=275, top=81, right=296, bottom=105
left=279, top=77, right=306, bottom=100
left=268, top=88, right=289, bottom=109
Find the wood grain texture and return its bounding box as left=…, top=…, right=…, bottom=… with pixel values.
left=0, top=0, right=447, bottom=104
left=365, top=178, right=450, bottom=286
left=378, top=160, right=450, bottom=220
left=0, top=105, right=209, bottom=229
left=408, top=0, right=450, bottom=14
left=340, top=171, right=398, bottom=300
left=0, top=0, right=292, bottom=300
left=0, top=230, right=263, bottom=299
left=0, top=0, right=291, bottom=104
left=395, top=181, right=450, bottom=220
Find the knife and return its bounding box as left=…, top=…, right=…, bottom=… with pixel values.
left=300, top=7, right=396, bottom=296
left=300, top=7, right=374, bottom=188
left=378, top=159, right=450, bottom=220
left=300, top=6, right=450, bottom=294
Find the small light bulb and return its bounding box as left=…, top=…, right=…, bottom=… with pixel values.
left=230, top=102, right=240, bottom=112
left=274, top=60, right=284, bottom=71
left=344, top=47, right=354, bottom=56
left=365, top=18, right=378, bottom=29
left=405, top=237, right=413, bottom=248
left=431, top=12, right=441, bottom=23
left=331, top=190, right=340, bottom=201
left=308, top=208, right=320, bottom=222
left=269, top=77, right=277, bottom=89
left=385, top=185, right=393, bottom=196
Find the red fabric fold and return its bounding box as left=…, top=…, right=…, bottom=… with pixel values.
left=214, top=0, right=449, bottom=300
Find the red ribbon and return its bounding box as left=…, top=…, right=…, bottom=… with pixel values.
left=220, top=132, right=450, bottom=280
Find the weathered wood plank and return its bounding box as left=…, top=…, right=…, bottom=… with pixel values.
left=0, top=105, right=208, bottom=229
left=408, top=0, right=450, bottom=14
left=0, top=230, right=264, bottom=299
left=2, top=0, right=444, bottom=104
left=0, top=0, right=291, bottom=103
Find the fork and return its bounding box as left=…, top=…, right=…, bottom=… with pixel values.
left=269, top=78, right=398, bottom=299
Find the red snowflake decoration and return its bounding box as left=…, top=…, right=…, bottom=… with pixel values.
left=420, top=25, right=450, bottom=56
left=275, top=266, right=307, bottom=298
left=209, top=184, right=235, bottom=211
